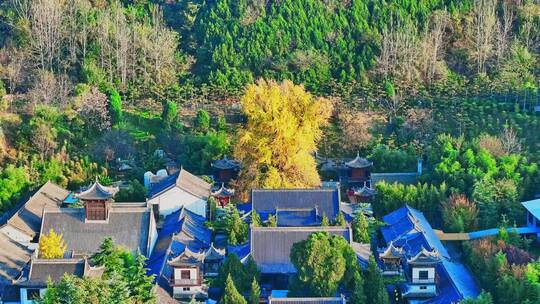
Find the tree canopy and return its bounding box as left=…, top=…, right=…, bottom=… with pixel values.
left=234, top=79, right=331, bottom=197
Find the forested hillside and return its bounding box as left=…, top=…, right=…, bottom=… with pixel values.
left=0, top=0, right=538, bottom=209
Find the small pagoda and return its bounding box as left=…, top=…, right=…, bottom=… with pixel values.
left=350, top=181, right=377, bottom=203
left=343, top=153, right=373, bottom=188
left=211, top=155, right=240, bottom=184
left=203, top=243, right=226, bottom=277
left=211, top=183, right=235, bottom=207
left=379, top=241, right=403, bottom=275
left=76, top=180, right=119, bottom=222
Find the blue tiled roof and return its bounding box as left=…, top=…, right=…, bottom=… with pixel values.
left=227, top=242, right=251, bottom=262
left=522, top=199, right=540, bottom=219
left=276, top=209, right=320, bottom=226
left=236, top=202, right=252, bottom=215
left=147, top=207, right=212, bottom=278
left=382, top=205, right=479, bottom=302
left=148, top=171, right=179, bottom=198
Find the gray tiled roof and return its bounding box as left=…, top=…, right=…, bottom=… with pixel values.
left=251, top=226, right=351, bottom=274
left=40, top=205, right=151, bottom=255
left=0, top=232, right=32, bottom=286
left=22, top=259, right=86, bottom=287
left=76, top=181, right=118, bottom=200
left=3, top=181, right=69, bottom=237
left=251, top=189, right=340, bottom=220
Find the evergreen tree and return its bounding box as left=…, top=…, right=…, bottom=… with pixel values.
left=108, top=88, right=122, bottom=126
left=352, top=213, right=371, bottom=243
left=162, top=100, right=178, bottom=130
left=196, top=109, right=211, bottom=133
left=334, top=212, right=346, bottom=226
left=321, top=214, right=330, bottom=226
left=364, top=257, right=389, bottom=304
left=267, top=214, right=277, bottom=227
left=248, top=278, right=261, bottom=304
left=127, top=253, right=156, bottom=303
left=39, top=229, right=67, bottom=259
left=349, top=270, right=366, bottom=304
left=222, top=274, right=247, bottom=304
left=251, top=211, right=262, bottom=227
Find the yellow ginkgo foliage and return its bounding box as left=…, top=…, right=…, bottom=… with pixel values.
left=234, top=79, right=332, bottom=198
left=39, top=229, right=67, bottom=259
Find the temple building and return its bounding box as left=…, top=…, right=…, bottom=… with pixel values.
left=245, top=226, right=371, bottom=289
left=148, top=168, right=211, bottom=218
left=211, top=155, right=240, bottom=184
left=380, top=205, right=479, bottom=303
left=211, top=184, right=235, bottom=207
left=250, top=188, right=342, bottom=226
left=40, top=181, right=157, bottom=257
left=379, top=241, right=403, bottom=276
left=166, top=248, right=206, bottom=300
left=148, top=207, right=216, bottom=301
left=203, top=243, right=225, bottom=277
left=3, top=258, right=104, bottom=304
left=340, top=153, right=373, bottom=189
left=76, top=180, right=118, bottom=222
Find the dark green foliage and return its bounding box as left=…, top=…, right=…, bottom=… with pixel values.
left=369, top=146, right=418, bottom=173
left=195, top=109, right=210, bottom=133
left=114, top=179, right=146, bottom=202
left=363, top=257, right=389, bottom=304
left=248, top=278, right=261, bottom=304
left=289, top=232, right=361, bottom=297
left=226, top=208, right=248, bottom=245
left=460, top=291, right=493, bottom=304
left=177, top=131, right=230, bottom=175
left=214, top=254, right=259, bottom=294
left=41, top=238, right=155, bottom=303
left=373, top=182, right=447, bottom=223
left=222, top=274, right=247, bottom=304
left=352, top=213, right=370, bottom=243
left=162, top=100, right=178, bottom=131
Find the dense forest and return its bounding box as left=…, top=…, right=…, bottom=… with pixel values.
left=0, top=0, right=539, bottom=303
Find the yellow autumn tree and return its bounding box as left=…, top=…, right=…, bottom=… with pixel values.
left=234, top=79, right=332, bottom=198
left=39, top=229, right=67, bottom=259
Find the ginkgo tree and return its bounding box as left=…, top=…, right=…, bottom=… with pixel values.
left=39, top=229, right=67, bottom=259
left=234, top=79, right=332, bottom=197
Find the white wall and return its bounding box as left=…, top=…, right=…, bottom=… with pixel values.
left=412, top=267, right=436, bottom=284
left=148, top=187, right=207, bottom=218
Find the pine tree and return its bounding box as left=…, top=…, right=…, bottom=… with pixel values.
left=222, top=274, right=247, bottom=304
left=364, top=257, right=389, bottom=304
left=251, top=211, right=261, bottom=227
left=349, top=270, right=366, bottom=304
left=352, top=213, right=370, bottom=243
left=108, top=88, right=122, bottom=125
left=248, top=278, right=261, bottom=304
left=267, top=214, right=277, bottom=227
left=334, top=212, right=346, bottom=226
left=39, top=229, right=67, bottom=259
left=321, top=214, right=330, bottom=226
